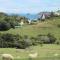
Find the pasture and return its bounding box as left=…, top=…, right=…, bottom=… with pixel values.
left=0, top=18, right=60, bottom=60
left=0, top=44, right=60, bottom=60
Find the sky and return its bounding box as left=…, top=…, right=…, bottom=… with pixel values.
left=0, top=0, right=60, bottom=14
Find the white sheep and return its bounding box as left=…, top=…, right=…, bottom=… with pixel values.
left=1, top=54, right=14, bottom=60
left=20, top=21, right=24, bottom=26
left=54, top=53, right=59, bottom=56
left=29, top=52, right=38, bottom=58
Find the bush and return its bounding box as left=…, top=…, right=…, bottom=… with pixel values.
left=9, top=21, right=15, bottom=29
left=16, top=35, right=32, bottom=49
left=57, top=24, right=60, bottom=28
left=0, top=33, right=32, bottom=49
left=16, top=40, right=32, bottom=49
left=30, top=37, right=38, bottom=45
left=0, top=21, right=11, bottom=31
left=47, top=33, right=56, bottom=44
left=39, top=36, right=50, bottom=44
left=55, top=40, right=60, bottom=45
left=36, top=33, right=56, bottom=44
left=0, top=33, right=57, bottom=49
left=0, top=33, right=20, bottom=48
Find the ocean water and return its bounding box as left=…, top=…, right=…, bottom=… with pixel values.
left=19, top=14, right=39, bottom=20
left=8, top=13, right=41, bottom=20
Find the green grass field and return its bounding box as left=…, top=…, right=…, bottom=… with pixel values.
left=0, top=44, right=60, bottom=60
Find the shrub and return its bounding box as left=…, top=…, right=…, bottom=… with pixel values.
left=30, top=37, right=38, bottom=45
left=57, top=24, right=60, bottom=28
left=0, top=33, right=20, bottom=48
left=0, top=33, right=57, bottom=49
left=16, top=35, right=32, bottom=49
left=16, top=40, right=32, bottom=49
left=36, top=33, right=56, bottom=44
left=9, top=21, right=15, bottom=29
left=47, top=33, right=56, bottom=44
left=0, top=21, right=11, bottom=31
left=0, top=33, right=32, bottom=49
left=40, top=36, right=50, bottom=44
left=55, top=40, right=60, bottom=45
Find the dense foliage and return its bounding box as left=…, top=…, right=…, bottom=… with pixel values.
left=0, top=12, right=28, bottom=31
left=0, top=33, right=57, bottom=49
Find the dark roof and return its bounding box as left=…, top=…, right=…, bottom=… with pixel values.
left=38, top=12, right=51, bottom=18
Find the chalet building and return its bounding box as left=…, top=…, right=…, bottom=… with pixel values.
left=38, top=12, right=51, bottom=20
left=41, top=14, right=45, bottom=20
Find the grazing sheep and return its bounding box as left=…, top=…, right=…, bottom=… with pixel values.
left=1, top=54, right=14, bottom=60
left=54, top=53, right=59, bottom=56
left=29, top=52, right=38, bottom=58
left=20, top=21, right=24, bottom=26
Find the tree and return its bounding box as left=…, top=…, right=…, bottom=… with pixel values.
left=47, top=33, right=56, bottom=44
left=50, top=12, right=54, bottom=17
left=9, top=21, right=15, bottom=29
left=0, top=21, right=11, bottom=31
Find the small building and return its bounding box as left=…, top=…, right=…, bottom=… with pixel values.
left=38, top=12, right=51, bottom=20
left=41, top=14, right=45, bottom=20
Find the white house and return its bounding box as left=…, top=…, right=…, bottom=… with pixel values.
left=41, top=14, right=45, bottom=20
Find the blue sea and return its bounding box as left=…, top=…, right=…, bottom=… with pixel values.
left=19, top=14, right=39, bottom=20
left=8, top=13, right=41, bottom=20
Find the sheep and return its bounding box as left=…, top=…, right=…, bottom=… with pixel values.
left=29, top=53, right=38, bottom=58
left=54, top=53, right=59, bottom=56
left=1, top=54, right=14, bottom=60
left=20, top=21, right=24, bottom=26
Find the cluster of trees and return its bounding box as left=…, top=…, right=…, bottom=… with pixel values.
left=0, top=33, right=57, bottom=49
left=0, top=12, right=28, bottom=31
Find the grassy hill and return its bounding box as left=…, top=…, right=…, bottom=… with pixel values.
left=0, top=17, right=60, bottom=60
left=0, top=17, right=60, bottom=40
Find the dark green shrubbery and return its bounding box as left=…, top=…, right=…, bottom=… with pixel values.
left=16, top=35, right=32, bottom=49
left=0, top=21, right=11, bottom=31
left=0, top=21, right=16, bottom=31
left=0, top=33, right=20, bottom=48
left=47, top=33, right=56, bottom=44
left=30, top=37, right=37, bottom=45
left=0, top=33, right=32, bottom=49
left=36, top=33, right=56, bottom=44
left=9, top=21, right=15, bottom=29
left=0, top=12, right=29, bottom=31
left=30, top=33, right=56, bottom=46
left=0, top=33, right=57, bottom=49
left=57, top=24, right=60, bottom=28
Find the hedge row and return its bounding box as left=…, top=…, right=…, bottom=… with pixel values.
left=0, top=33, right=57, bottom=49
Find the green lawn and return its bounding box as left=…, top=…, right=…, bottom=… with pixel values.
left=0, top=44, right=60, bottom=60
